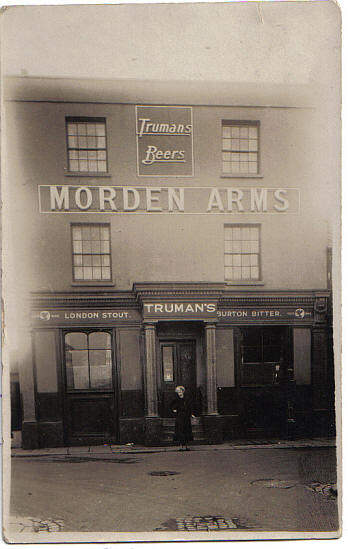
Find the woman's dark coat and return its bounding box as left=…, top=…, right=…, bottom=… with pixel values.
left=170, top=394, right=193, bottom=443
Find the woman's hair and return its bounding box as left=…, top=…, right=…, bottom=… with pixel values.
left=175, top=385, right=185, bottom=393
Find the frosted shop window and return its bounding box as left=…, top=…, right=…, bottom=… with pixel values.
left=64, top=331, right=113, bottom=390
left=66, top=117, right=108, bottom=173
left=221, top=121, right=259, bottom=175
left=71, top=224, right=111, bottom=281
left=224, top=225, right=261, bottom=281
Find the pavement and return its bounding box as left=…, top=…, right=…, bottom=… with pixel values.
left=6, top=441, right=339, bottom=541
left=11, top=436, right=336, bottom=457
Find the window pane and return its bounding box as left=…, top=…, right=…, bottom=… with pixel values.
left=93, top=267, right=102, bottom=279
left=162, top=346, right=174, bottom=382
left=101, top=240, right=110, bottom=253
left=249, top=126, right=258, bottom=138
left=89, top=332, right=111, bottom=350
left=251, top=266, right=259, bottom=279
left=97, top=161, right=107, bottom=172
left=222, top=138, right=231, bottom=150
left=232, top=267, right=241, bottom=279
left=102, top=267, right=111, bottom=279
left=73, top=240, right=82, bottom=253
left=77, top=124, right=87, bottom=135
left=231, top=127, right=240, bottom=138
left=241, top=227, right=250, bottom=240
left=233, top=254, right=242, bottom=266
left=224, top=227, right=233, bottom=240
left=65, top=332, right=88, bottom=350
left=97, top=136, right=106, bottom=148
left=242, top=255, right=251, bottom=266
left=87, top=123, right=96, bottom=135
left=89, top=350, right=112, bottom=389
left=225, top=254, right=233, bottom=266
left=242, top=240, right=251, bottom=253
left=224, top=240, right=233, bottom=253
left=101, top=255, right=110, bottom=266
left=232, top=227, right=241, bottom=239
left=87, top=136, right=97, bottom=148
left=82, top=240, right=91, bottom=253
left=240, top=127, right=249, bottom=138
left=242, top=266, right=250, bottom=279
left=91, top=241, right=101, bottom=253
left=97, top=150, right=107, bottom=160
left=88, top=160, right=98, bottom=172
left=224, top=267, right=233, bottom=279
left=222, top=126, right=231, bottom=138
left=69, top=160, right=79, bottom=171
left=82, top=225, right=91, bottom=239
left=83, top=255, right=92, bottom=266
left=74, top=267, right=83, bottom=279
left=67, top=123, right=77, bottom=136
left=66, top=350, right=89, bottom=390
left=68, top=136, right=78, bottom=148
left=83, top=266, right=92, bottom=279
left=96, top=123, right=106, bottom=136
left=79, top=160, right=88, bottom=172
left=232, top=241, right=242, bottom=253
left=249, top=139, right=258, bottom=151
left=250, top=254, right=259, bottom=266
left=92, top=255, right=102, bottom=266
left=74, top=254, right=83, bottom=266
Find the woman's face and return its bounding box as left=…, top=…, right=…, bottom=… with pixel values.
left=176, top=387, right=184, bottom=398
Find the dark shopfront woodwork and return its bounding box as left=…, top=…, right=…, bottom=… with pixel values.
left=238, top=326, right=293, bottom=437
left=160, top=340, right=200, bottom=417
left=62, top=330, right=118, bottom=445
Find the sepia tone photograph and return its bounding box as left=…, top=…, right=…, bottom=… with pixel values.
left=0, top=0, right=342, bottom=543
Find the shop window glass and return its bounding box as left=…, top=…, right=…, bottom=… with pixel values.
left=241, top=327, right=283, bottom=386
left=72, top=223, right=111, bottom=281
left=224, top=224, right=261, bottom=281
left=66, top=117, right=108, bottom=173
left=222, top=121, right=259, bottom=174
left=65, top=331, right=113, bottom=390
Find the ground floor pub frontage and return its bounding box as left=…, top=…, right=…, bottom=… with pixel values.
left=17, top=284, right=335, bottom=449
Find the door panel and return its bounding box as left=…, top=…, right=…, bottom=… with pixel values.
left=160, top=340, right=197, bottom=417
left=239, top=327, right=290, bottom=436
left=63, top=330, right=118, bottom=445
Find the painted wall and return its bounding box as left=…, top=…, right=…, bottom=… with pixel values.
left=4, top=98, right=332, bottom=301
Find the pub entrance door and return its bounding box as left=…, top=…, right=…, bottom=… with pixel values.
left=160, top=340, right=199, bottom=417
left=239, top=326, right=291, bottom=437
left=62, top=330, right=118, bottom=445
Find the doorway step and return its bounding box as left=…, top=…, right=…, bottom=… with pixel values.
left=161, top=417, right=205, bottom=444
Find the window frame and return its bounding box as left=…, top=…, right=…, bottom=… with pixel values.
left=224, top=223, right=262, bottom=283
left=221, top=120, right=260, bottom=177
left=65, top=116, right=109, bottom=175
left=71, top=223, right=112, bottom=283
left=63, top=329, right=115, bottom=393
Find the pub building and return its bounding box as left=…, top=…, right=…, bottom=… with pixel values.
left=4, top=77, right=336, bottom=449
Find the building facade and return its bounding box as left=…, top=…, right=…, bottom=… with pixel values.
left=4, top=78, right=336, bottom=448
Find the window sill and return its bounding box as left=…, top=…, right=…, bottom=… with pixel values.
left=225, top=281, right=265, bottom=286
left=64, top=172, right=112, bottom=178
left=71, top=281, right=115, bottom=287
left=220, top=173, right=264, bottom=179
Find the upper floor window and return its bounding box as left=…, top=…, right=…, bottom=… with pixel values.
left=222, top=121, right=259, bottom=175
left=224, top=224, right=261, bottom=281
left=72, top=223, right=111, bottom=282
left=66, top=117, right=108, bottom=173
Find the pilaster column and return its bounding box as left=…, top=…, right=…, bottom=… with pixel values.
left=144, top=322, right=159, bottom=417
left=205, top=322, right=218, bottom=415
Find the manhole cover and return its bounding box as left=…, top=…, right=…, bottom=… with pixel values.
left=149, top=470, right=180, bottom=476
left=251, top=479, right=298, bottom=489
left=155, top=515, right=244, bottom=531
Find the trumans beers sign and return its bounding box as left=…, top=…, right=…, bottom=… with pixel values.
left=136, top=105, right=194, bottom=176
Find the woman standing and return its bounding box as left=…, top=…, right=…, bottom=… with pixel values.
left=171, top=386, right=194, bottom=451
